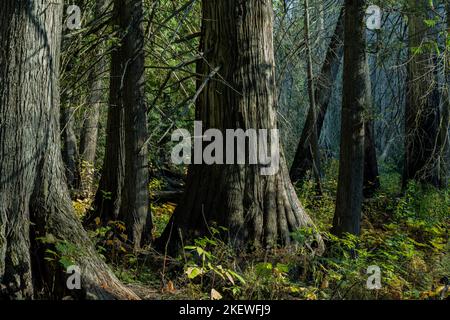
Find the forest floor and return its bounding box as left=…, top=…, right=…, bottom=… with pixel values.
left=75, top=161, right=449, bottom=300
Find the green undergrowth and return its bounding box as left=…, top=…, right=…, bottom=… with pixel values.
left=85, top=161, right=449, bottom=300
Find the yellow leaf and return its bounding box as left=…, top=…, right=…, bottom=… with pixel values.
left=211, top=288, right=222, bottom=300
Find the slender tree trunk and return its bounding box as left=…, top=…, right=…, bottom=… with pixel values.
left=0, top=0, right=137, bottom=299
left=363, top=60, right=380, bottom=198
left=303, top=0, right=323, bottom=194
left=79, top=0, right=109, bottom=195
left=157, top=0, right=323, bottom=255
left=61, top=99, right=81, bottom=190
left=290, top=8, right=344, bottom=183
left=92, top=3, right=125, bottom=224
left=117, top=0, right=151, bottom=249
left=403, top=0, right=441, bottom=188
left=332, top=0, right=369, bottom=236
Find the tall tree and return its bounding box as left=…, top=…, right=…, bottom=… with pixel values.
left=332, top=0, right=369, bottom=236
left=290, top=8, right=344, bottom=183
left=157, top=0, right=322, bottom=254
left=303, top=0, right=323, bottom=194
left=0, top=0, right=136, bottom=299
left=92, top=13, right=125, bottom=224
left=437, top=2, right=450, bottom=188
left=403, top=0, right=441, bottom=187
left=79, top=0, right=110, bottom=169
left=363, top=59, right=380, bottom=198
left=117, top=0, right=151, bottom=248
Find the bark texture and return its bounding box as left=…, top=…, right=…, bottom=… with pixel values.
left=92, top=0, right=126, bottom=224
left=157, top=0, right=322, bottom=254
left=117, top=0, right=151, bottom=249
left=79, top=0, right=110, bottom=167
left=0, top=0, right=137, bottom=300
left=332, top=0, right=369, bottom=236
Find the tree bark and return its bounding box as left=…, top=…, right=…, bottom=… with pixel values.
left=92, top=2, right=125, bottom=224
left=403, top=0, right=441, bottom=188
left=61, top=100, right=81, bottom=190
left=0, top=0, right=137, bottom=299
left=79, top=0, right=109, bottom=196
left=332, top=0, right=369, bottom=236
left=157, top=0, right=323, bottom=255
left=303, top=0, right=323, bottom=194
left=117, top=0, right=151, bottom=249
left=79, top=0, right=110, bottom=168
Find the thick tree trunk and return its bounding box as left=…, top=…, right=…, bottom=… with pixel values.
left=290, top=8, right=344, bottom=183
left=0, top=0, right=137, bottom=299
left=332, top=0, right=369, bottom=236
left=117, top=0, right=151, bottom=249
left=157, top=0, right=322, bottom=255
left=403, top=0, right=441, bottom=187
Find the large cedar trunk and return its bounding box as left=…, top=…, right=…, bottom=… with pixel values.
left=0, top=0, right=137, bottom=299
left=332, top=0, right=368, bottom=236
left=157, top=0, right=322, bottom=254
left=403, top=0, right=441, bottom=187
left=116, top=0, right=151, bottom=248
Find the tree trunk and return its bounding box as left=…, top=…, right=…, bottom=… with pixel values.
left=303, top=0, right=323, bottom=194
left=61, top=100, right=81, bottom=191
left=92, top=3, right=125, bottom=224
left=403, top=0, right=441, bottom=188
left=0, top=0, right=137, bottom=300
left=117, top=0, right=151, bottom=249
left=290, top=8, right=344, bottom=183
left=363, top=60, right=380, bottom=198
left=79, top=0, right=109, bottom=195
left=157, top=0, right=323, bottom=255
left=332, top=0, right=369, bottom=236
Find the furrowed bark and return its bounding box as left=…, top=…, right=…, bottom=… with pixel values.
left=157, top=0, right=323, bottom=255
left=332, top=0, right=369, bottom=236
left=0, top=0, right=137, bottom=300
left=117, top=0, right=151, bottom=249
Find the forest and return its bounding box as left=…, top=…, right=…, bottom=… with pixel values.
left=0, top=0, right=449, bottom=302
